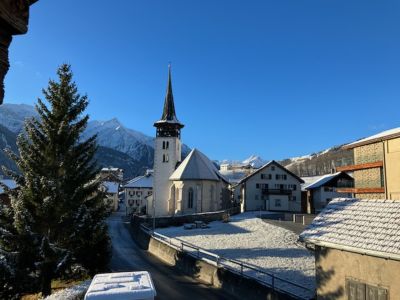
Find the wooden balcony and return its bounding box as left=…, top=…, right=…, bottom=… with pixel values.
left=262, top=188, right=293, bottom=195
left=336, top=187, right=385, bottom=194
left=336, top=161, right=383, bottom=172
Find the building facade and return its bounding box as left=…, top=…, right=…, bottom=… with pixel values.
left=337, top=127, right=400, bottom=200
left=124, top=170, right=153, bottom=215
left=101, top=181, right=119, bottom=211
left=302, top=172, right=353, bottom=214
left=235, top=161, right=304, bottom=212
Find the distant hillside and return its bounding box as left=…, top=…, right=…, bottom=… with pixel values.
left=0, top=124, right=19, bottom=175
left=279, top=146, right=354, bottom=177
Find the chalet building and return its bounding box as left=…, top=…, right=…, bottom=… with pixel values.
left=302, top=172, right=354, bottom=214
left=101, top=181, right=120, bottom=211
left=99, top=167, right=124, bottom=182
left=124, top=169, right=153, bottom=215
left=338, top=127, right=400, bottom=200
left=300, top=198, right=400, bottom=299
left=150, top=66, right=230, bottom=217
left=234, top=161, right=304, bottom=212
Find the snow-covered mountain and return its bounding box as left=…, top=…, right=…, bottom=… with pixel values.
left=0, top=103, right=191, bottom=178
left=84, top=118, right=154, bottom=163
left=0, top=103, right=38, bottom=133
left=242, top=155, right=267, bottom=168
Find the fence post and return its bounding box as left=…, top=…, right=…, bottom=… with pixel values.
left=302, top=215, right=306, bottom=225
left=293, top=214, right=296, bottom=223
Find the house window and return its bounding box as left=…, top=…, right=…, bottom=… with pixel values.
left=268, top=174, right=272, bottom=179
left=346, top=278, right=388, bottom=300
left=291, top=196, right=296, bottom=201
left=166, top=141, right=169, bottom=149
left=162, top=141, right=165, bottom=149
left=271, top=166, right=275, bottom=171
left=188, top=188, right=194, bottom=209
left=256, top=183, right=260, bottom=188
left=275, top=199, right=281, bottom=207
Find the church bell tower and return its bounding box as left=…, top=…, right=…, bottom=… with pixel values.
left=152, top=65, right=184, bottom=216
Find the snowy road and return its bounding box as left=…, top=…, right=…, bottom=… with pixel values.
left=107, top=206, right=230, bottom=300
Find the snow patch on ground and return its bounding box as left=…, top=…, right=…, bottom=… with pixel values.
left=156, top=212, right=315, bottom=298
left=44, top=280, right=91, bottom=300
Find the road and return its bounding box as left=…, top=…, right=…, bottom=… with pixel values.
left=107, top=205, right=230, bottom=300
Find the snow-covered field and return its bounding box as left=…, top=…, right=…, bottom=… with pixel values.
left=156, top=212, right=315, bottom=299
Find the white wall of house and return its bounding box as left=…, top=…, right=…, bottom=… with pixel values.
left=125, top=187, right=152, bottom=215
left=238, top=163, right=302, bottom=212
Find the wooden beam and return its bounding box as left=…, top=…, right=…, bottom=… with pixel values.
left=336, top=161, right=383, bottom=172
left=336, top=187, right=385, bottom=194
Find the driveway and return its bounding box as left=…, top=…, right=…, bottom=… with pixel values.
left=107, top=205, right=230, bottom=300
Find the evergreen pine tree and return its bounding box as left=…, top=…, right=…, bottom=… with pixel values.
left=1, top=64, right=111, bottom=297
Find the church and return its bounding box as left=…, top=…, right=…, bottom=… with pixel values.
left=148, top=67, right=230, bottom=217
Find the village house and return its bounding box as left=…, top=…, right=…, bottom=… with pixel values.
left=101, top=181, right=120, bottom=212
left=337, top=127, right=400, bottom=200
left=123, top=169, right=153, bottom=215
left=99, top=167, right=124, bottom=182
left=150, top=66, right=230, bottom=217
left=302, top=171, right=354, bottom=214
left=300, top=198, right=400, bottom=299
left=234, top=160, right=304, bottom=212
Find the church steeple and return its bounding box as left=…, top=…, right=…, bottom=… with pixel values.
left=154, top=65, right=184, bottom=137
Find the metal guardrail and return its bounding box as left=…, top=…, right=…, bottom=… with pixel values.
left=140, top=224, right=314, bottom=300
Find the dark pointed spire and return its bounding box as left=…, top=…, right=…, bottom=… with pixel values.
left=154, top=64, right=184, bottom=136
left=161, top=64, right=177, bottom=121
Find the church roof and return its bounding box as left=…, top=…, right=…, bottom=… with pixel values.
left=154, top=65, right=184, bottom=128
left=170, top=149, right=226, bottom=182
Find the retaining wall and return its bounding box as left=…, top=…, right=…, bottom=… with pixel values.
left=136, top=207, right=240, bottom=228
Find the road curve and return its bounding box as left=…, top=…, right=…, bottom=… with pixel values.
left=107, top=206, right=230, bottom=300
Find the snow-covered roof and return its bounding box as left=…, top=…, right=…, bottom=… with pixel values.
left=101, top=167, right=122, bottom=172
left=0, top=179, right=17, bottom=194
left=300, top=198, right=400, bottom=260
left=238, top=160, right=304, bottom=184
left=85, top=271, right=156, bottom=300
left=124, top=173, right=153, bottom=189
left=302, top=172, right=350, bottom=190
left=344, top=127, right=400, bottom=149
left=170, top=149, right=227, bottom=182
left=102, top=181, right=119, bottom=194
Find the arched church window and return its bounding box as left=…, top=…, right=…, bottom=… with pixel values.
left=188, top=188, right=194, bottom=209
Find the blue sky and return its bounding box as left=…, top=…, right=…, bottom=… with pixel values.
left=5, top=0, right=400, bottom=161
